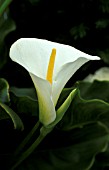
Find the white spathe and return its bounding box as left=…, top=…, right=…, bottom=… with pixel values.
left=10, top=38, right=100, bottom=125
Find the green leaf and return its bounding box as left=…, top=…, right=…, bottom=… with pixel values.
left=0, top=103, right=9, bottom=121
left=58, top=89, right=109, bottom=130
left=0, top=78, right=10, bottom=103
left=15, top=122, right=109, bottom=170
left=0, top=78, right=23, bottom=130
left=10, top=87, right=39, bottom=117
left=10, top=87, right=37, bottom=100
left=0, top=102, right=24, bottom=130
left=90, top=143, right=109, bottom=169
left=56, top=80, right=109, bottom=131
left=0, top=79, right=23, bottom=130
left=0, top=0, right=13, bottom=16
left=78, top=80, right=109, bottom=103
left=10, top=81, right=109, bottom=170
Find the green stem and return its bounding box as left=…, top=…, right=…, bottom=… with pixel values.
left=0, top=0, right=13, bottom=16
left=11, top=126, right=53, bottom=170
left=14, top=121, right=40, bottom=155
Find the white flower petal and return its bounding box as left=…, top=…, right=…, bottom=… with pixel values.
left=10, top=38, right=51, bottom=79
left=30, top=73, right=56, bottom=126
left=9, top=38, right=100, bottom=125
left=52, top=57, right=92, bottom=105
left=10, top=38, right=99, bottom=81
left=53, top=47, right=99, bottom=79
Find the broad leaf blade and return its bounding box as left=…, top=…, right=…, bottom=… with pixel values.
left=0, top=78, right=10, bottom=103
left=78, top=80, right=109, bottom=102
left=15, top=122, right=109, bottom=170
left=0, top=102, right=24, bottom=130
left=10, top=87, right=38, bottom=118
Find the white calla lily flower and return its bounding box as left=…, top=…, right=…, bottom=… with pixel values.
left=9, top=38, right=100, bottom=126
